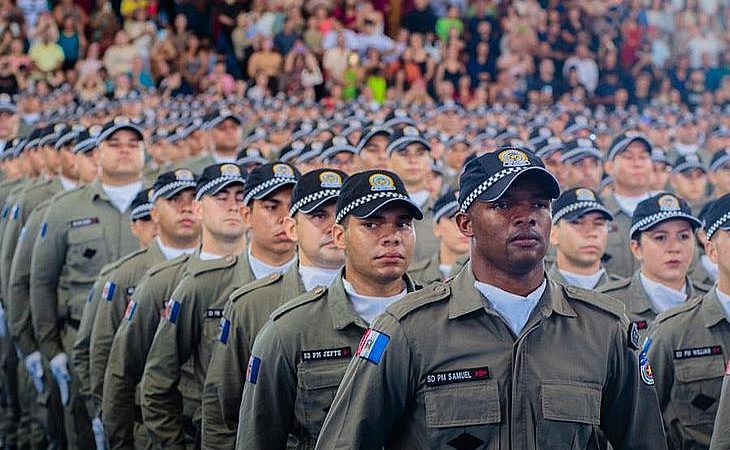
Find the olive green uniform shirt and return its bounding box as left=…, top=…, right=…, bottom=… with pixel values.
left=237, top=272, right=419, bottom=450
left=201, top=263, right=306, bottom=450
left=709, top=368, right=730, bottom=450
left=599, top=271, right=711, bottom=343
left=601, top=193, right=639, bottom=279
left=413, top=199, right=438, bottom=262
left=141, top=252, right=254, bottom=450
left=647, top=289, right=730, bottom=449
left=315, top=264, right=668, bottom=450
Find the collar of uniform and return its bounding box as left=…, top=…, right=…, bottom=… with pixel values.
left=702, top=289, right=728, bottom=328
left=628, top=271, right=655, bottom=314
left=601, top=192, right=625, bottom=216
left=546, top=263, right=566, bottom=284
left=88, top=179, right=108, bottom=202
left=540, top=278, right=578, bottom=318
left=282, top=262, right=306, bottom=302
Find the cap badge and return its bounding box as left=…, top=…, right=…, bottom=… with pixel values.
left=220, top=164, right=241, bottom=176
left=498, top=148, right=530, bottom=167
left=575, top=188, right=596, bottom=202
left=175, top=169, right=195, bottom=181
left=147, top=189, right=154, bottom=201
left=272, top=163, right=294, bottom=178
left=658, top=194, right=681, bottom=212
left=577, top=138, right=594, bottom=148
left=403, top=126, right=419, bottom=137
left=369, top=173, right=396, bottom=191
left=320, top=171, right=343, bottom=188
left=89, top=125, right=103, bottom=137
left=539, top=127, right=552, bottom=138
left=114, top=117, right=130, bottom=126
left=332, top=136, right=348, bottom=146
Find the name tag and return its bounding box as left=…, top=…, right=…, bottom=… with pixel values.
left=425, top=367, right=490, bottom=386
left=205, top=308, right=224, bottom=319
left=70, top=217, right=99, bottom=228
left=674, top=346, right=723, bottom=360
left=301, top=346, right=352, bottom=362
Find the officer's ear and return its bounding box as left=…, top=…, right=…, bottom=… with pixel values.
left=332, top=220, right=346, bottom=250
left=150, top=203, right=160, bottom=226
left=549, top=222, right=560, bottom=247
left=604, top=159, right=614, bottom=177
left=455, top=211, right=473, bottom=238
left=283, top=216, right=298, bottom=242
left=706, top=237, right=719, bottom=265
left=629, top=236, right=643, bottom=262
left=241, top=203, right=252, bottom=228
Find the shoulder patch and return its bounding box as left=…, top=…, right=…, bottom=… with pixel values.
left=386, top=282, right=451, bottom=321
left=230, top=272, right=283, bottom=303
left=596, top=277, right=632, bottom=293
left=654, top=295, right=703, bottom=324
left=270, top=285, right=328, bottom=320
left=563, top=284, right=626, bottom=319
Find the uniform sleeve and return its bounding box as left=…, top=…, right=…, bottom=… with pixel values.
left=235, top=319, right=296, bottom=450
left=6, top=208, right=43, bottom=357
left=0, top=196, right=24, bottom=300
left=710, top=373, right=730, bottom=450
left=103, top=273, right=163, bottom=450
left=315, top=312, right=412, bottom=450
left=646, top=324, right=679, bottom=448
left=30, top=205, right=67, bottom=360
left=140, top=276, right=200, bottom=450
left=90, top=269, right=131, bottom=415
left=600, top=318, right=668, bottom=450
left=71, top=274, right=105, bottom=418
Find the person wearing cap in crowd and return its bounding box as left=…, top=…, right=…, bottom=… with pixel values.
left=0, top=94, right=18, bottom=148
left=87, top=170, right=201, bottom=437
left=29, top=117, right=146, bottom=450
left=651, top=147, right=673, bottom=192
left=599, top=193, right=710, bottom=343
left=144, top=127, right=192, bottom=182
left=646, top=194, right=730, bottom=450
left=709, top=150, right=730, bottom=199
left=561, top=138, right=604, bottom=192
left=201, top=168, right=347, bottom=450
left=602, top=132, right=656, bottom=278
left=534, top=136, right=566, bottom=187
left=442, top=134, right=474, bottom=189
left=237, top=169, right=422, bottom=449
left=387, top=125, right=439, bottom=262
left=688, top=201, right=719, bottom=288
left=295, top=142, right=325, bottom=175
left=141, top=162, right=298, bottom=448
left=408, top=189, right=469, bottom=287
left=236, top=146, right=268, bottom=174
left=72, top=127, right=101, bottom=185
left=356, top=125, right=392, bottom=171
left=316, top=146, right=667, bottom=449
left=320, top=136, right=358, bottom=174
left=548, top=187, right=620, bottom=289
left=182, top=110, right=244, bottom=174
left=671, top=154, right=710, bottom=214
left=671, top=115, right=701, bottom=161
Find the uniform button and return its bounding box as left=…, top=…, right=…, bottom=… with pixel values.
left=225, top=255, right=234, bottom=263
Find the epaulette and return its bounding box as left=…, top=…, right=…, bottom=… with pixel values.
left=112, top=246, right=149, bottom=270
left=407, top=258, right=431, bottom=272
left=146, top=253, right=191, bottom=277
left=596, top=277, right=631, bottom=293
left=691, top=279, right=714, bottom=294
left=230, top=272, right=282, bottom=303
left=606, top=272, right=623, bottom=282
left=386, top=282, right=450, bottom=321
left=563, top=284, right=626, bottom=319
left=188, top=254, right=237, bottom=277
left=270, top=285, right=327, bottom=320
left=654, top=295, right=703, bottom=325
left=98, top=258, right=125, bottom=278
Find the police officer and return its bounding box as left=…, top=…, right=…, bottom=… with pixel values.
left=548, top=187, right=619, bottom=289
left=183, top=110, right=243, bottom=174
left=709, top=150, right=730, bottom=199
left=88, top=171, right=200, bottom=426
left=316, top=146, right=667, bottom=449
left=648, top=194, right=730, bottom=449
left=141, top=162, right=299, bottom=449
left=356, top=126, right=392, bottom=171
left=671, top=154, right=710, bottom=214
left=237, top=169, right=422, bottom=449
left=602, top=132, right=656, bottom=278
left=30, top=117, right=146, bottom=449
left=600, top=193, right=710, bottom=342
left=201, top=168, right=347, bottom=450
left=408, top=189, right=469, bottom=287
left=560, top=138, right=604, bottom=192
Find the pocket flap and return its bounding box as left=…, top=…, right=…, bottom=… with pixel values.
left=542, top=381, right=601, bottom=425
left=68, top=225, right=103, bottom=243
left=298, top=363, right=348, bottom=390
left=675, top=356, right=726, bottom=382
left=425, top=382, right=501, bottom=428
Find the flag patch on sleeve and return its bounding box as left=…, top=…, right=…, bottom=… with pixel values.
left=218, top=318, right=231, bottom=345
left=102, top=281, right=116, bottom=301
left=166, top=300, right=181, bottom=324
left=356, top=329, right=390, bottom=365
left=124, top=300, right=137, bottom=321
left=39, top=222, right=47, bottom=239
left=246, top=356, right=261, bottom=384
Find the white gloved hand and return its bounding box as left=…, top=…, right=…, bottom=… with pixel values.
left=24, top=351, right=44, bottom=394
left=49, top=352, right=70, bottom=406
left=92, top=416, right=107, bottom=450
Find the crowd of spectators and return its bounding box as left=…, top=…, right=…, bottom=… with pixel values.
left=0, top=0, right=727, bottom=112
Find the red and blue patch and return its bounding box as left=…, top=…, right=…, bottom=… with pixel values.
left=218, top=318, right=231, bottom=345
left=166, top=300, right=181, bottom=324
left=102, top=281, right=116, bottom=302
left=246, top=356, right=261, bottom=384
left=39, top=222, right=48, bottom=239
left=356, top=329, right=390, bottom=365
left=124, top=300, right=137, bottom=321
left=639, top=338, right=655, bottom=386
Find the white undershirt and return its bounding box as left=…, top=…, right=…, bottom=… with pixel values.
left=299, top=265, right=341, bottom=291
left=559, top=268, right=605, bottom=290
left=155, top=236, right=196, bottom=260
left=439, top=264, right=452, bottom=279
left=212, top=151, right=237, bottom=164
left=613, top=192, right=652, bottom=217
left=674, top=142, right=698, bottom=156
left=59, top=176, right=77, bottom=191
left=342, top=278, right=407, bottom=325
left=640, top=273, right=687, bottom=313
left=701, top=254, right=719, bottom=283
left=102, top=181, right=144, bottom=213
left=474, top=278, right=547, bottom=336
left=409, top=190, right=431, bottom=208
left=248, top=247, right=297, bottom=280
left=715, top=287, right=730, bottom=322
left=199, top=251, right=225, bottom=261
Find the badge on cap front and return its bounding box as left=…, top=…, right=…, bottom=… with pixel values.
left=175, top=169, right=194, bottom=181
left=320, top=171, right=343, bottom=188
left=498, top=148, right=530, bottom=167
left=220, top=164, right=241, bottom=176
left=369, top=173, right=396, bottom=191
left=658, top=194, right=681, bottom=211
left=273, top=163, right=294, bottom=178
left=403, top=126, right=419, bottom=137
left=575, top=188, right=596, bottom=202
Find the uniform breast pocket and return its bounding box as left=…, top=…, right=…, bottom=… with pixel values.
left=296, top=362, right=348, bottom=438
left=424, top=382, right=501, bottom=449
left=66, top=226, right=108, bottom=281
left=537, top=380, right=602, bottom=450
left=674, top=356, right=725, bottom=427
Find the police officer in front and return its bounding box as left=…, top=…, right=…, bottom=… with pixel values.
left=600, top=193, right=710, bottom=342
left=316, top=146, right=668, bottom=449
left=237, top=169, right=422, bottom=449
left=29, top=118, right=145, bottom=449
left=647, top=194, right=730, bottom=450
